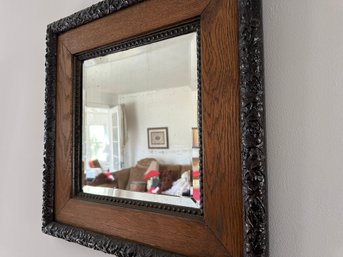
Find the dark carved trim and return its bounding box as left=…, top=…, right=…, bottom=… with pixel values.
left=72, top=59, right=83, bottom=196
left=42, top=27, right=57, bottom=227
left=73, top=20, right=203, bottom=218
left=43, top=222, right=184, bottom=257
left=238, top=1, right=269, bottom=257
left=47, top=0, right=144, bottom=34
left=196, top=26, right=204, bottom=215
left=77, top=193, right=203, bottom=219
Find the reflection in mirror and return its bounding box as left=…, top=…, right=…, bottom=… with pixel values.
left=82, top=32, right=200, bottom=208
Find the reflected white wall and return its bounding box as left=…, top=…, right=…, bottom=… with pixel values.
left=119, top=86, right=197, bottom=166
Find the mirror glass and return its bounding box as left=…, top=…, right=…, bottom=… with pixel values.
left=82, top=32, right=200, bottom=208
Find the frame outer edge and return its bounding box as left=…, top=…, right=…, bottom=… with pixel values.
left=43, top=222, right=184, bottom=257
left=48, top=0, right=144, bottom=34
left=42, top=26, right=57, bottom=228
left=238, top=1, right=269, bottom=257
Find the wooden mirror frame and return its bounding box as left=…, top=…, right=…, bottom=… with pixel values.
left=42, top=1, right=268, bottom=257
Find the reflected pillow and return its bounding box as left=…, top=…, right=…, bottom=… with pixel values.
left=113, top=168, right=131, bottom=189
left=125, top=166, right=147, bottom=190
left=162, top=170, right=191, bottom=196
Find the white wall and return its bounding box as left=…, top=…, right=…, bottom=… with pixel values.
left=119, top=87, right=197, bottom=166
left=0, top=1, right=342, bottom=257
left=85, top=90, right=118, bottom=107
left=0, top=1, right=105, bottom=257
left=263, top=1, right=343, bottom=256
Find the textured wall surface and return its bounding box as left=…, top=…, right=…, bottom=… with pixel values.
left=263, top=0, right=343, bottom=256
left=0, top=0, right=342, bottom=257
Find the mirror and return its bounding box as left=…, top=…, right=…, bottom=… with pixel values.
left=43, top=1, right=268, bottom=256
left=81, top=32, right=201, bottom=208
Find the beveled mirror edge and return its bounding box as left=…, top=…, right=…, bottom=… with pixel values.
left=42, top=0, right=268, bottom=257
left=73, top=20, right=204, bottom=218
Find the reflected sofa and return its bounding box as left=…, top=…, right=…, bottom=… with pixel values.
left=84, top=158, right=191, bottom=193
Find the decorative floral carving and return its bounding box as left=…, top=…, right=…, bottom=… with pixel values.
left=43, top=28, right=56, bottom=228
left=43, top=222, right=183, bottom=257
left=48, top=0, right=144, bottom=34
left=239, top=1, right=268, bottom=257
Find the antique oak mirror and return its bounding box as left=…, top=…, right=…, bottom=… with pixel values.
left=43, top=1, right=268, bottom=257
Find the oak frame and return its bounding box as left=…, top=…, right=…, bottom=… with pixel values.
left=43, top=1, right=268, bottom=257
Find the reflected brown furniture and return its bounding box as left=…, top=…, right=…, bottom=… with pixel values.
left=85, top=160, right=191, bottom=192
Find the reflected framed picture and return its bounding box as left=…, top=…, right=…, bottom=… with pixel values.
left=147, top=127, right=169, bottom=149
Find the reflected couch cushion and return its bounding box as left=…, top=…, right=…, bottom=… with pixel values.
left=113, top=168, right=131, bottom=189
left=125, top=166, right=147, bottom=190
left=86, top=158, right=192, bottom=195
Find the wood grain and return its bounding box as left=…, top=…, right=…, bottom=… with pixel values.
left=60, top=0, right=211, bottom=55
left=57, top=198, right=230, bottom=257
left=55, top=40, right=73, bottom=216
left=54, top=0, right=243, bottom=256
left=201, top=0, right=244, bottom=256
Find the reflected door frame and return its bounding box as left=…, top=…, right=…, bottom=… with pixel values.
left=109, top=105, right=124, bottom=171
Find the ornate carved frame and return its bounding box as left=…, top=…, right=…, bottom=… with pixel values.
left=43, top=1, right=268, bottom=257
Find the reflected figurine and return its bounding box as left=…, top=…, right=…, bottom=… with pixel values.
left=105, top=169, right=115, bottom=182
